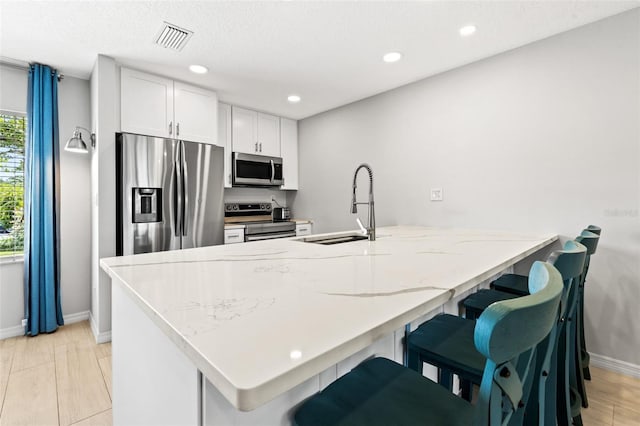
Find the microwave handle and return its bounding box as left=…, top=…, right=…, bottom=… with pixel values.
left=270, top=159, right=275, bottom=182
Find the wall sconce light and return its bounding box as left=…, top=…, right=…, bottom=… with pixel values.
left=65, top=127, right=95, bottom=154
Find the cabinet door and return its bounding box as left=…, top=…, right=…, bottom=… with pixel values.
left=280, top=118, right=298, bottom=190
left=257, top=113, right=281, bottom=157
left=121, top=68, right=173, bottom=138
left=232, top=106, right=258, bottom=154
left=218, top=103, right=232, bottom=188
left=174, top=81, right=218, bottom=144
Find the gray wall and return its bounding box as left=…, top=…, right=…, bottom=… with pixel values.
left=0, top=66, right=91, bottom=333
left=291, top=10, right=640, bottom=366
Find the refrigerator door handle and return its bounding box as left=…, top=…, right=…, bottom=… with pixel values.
left=174, top=144, right=183, bottom=238
left=181, top=141, right=189, bottom=236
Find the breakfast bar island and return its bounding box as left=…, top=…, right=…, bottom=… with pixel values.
left=100, top=226, right=557, bottom=425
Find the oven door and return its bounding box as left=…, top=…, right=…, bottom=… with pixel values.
left=233, top=152, right=284, bottom=187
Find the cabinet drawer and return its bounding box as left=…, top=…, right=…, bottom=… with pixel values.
left=296, top=224, right=312, bottom=237
left=224, top=229, right=245, bottom=244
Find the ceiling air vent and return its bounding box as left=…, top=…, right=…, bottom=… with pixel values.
left=154, top=22, right=193, bottom=51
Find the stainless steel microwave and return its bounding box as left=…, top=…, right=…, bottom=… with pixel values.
left=232, top=152, right=284, bottom=187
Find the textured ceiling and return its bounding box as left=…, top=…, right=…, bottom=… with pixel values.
left=1, top=1, right=638, bottom=119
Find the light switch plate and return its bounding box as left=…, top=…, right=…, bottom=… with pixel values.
left=430, top=188, right=443, bottom=201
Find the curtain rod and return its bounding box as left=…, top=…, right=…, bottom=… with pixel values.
left=0, top=60, right=65, bottom=81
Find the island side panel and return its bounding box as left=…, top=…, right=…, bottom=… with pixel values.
left=112, top=279, right=200, bottom=425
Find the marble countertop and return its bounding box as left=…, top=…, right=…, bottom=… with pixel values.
left=100, top=226, right=556, bottom=411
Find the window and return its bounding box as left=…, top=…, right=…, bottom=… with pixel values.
left=0, top=113, right=25, bottom=257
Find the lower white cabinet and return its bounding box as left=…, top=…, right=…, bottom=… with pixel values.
left=224, top=228, right=245, bottom=244
left=295, top=222, right=312, bottom=237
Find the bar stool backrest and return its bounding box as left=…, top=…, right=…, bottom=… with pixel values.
left=472, top=261, right=563, bottom=426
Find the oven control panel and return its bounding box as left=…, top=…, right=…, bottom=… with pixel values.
left=224, top=202, right=272, bottom=217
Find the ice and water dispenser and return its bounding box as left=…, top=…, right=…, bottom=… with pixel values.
left=132, top=188, right=162, bottom=223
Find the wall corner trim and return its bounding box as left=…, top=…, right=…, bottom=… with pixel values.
left=590, top=353, right=640, bottom=379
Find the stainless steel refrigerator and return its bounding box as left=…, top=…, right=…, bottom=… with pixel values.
left=116, top=133, right=225, bottom=255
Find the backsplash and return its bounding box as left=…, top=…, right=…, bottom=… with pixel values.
left=224, top=187, right=287, bottom=207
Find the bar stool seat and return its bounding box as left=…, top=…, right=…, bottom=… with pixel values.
left=463, top=289, right=518, bottom=321
left=491, top=273, right=529, bottom=296
left=294, top=357, right=474, bottom=426
left=407, top=314, right=484, bottom=390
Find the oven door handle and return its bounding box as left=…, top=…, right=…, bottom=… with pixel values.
left=245, top=231, right=297, bottom=242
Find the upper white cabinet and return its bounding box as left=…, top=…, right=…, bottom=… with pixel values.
left=121, top=67, right=218, bottom=144
left=231, top=106, right=281, bottom=157
left=257, top=113, right=280, bottom=157
left=231, top=106, right=257, bottom=154
left=217, top=103, right=232, bottom=188
left=121, top=68, right=173, bottom=138
left=280, top=118, right=299, bottom=190
left=174, top=82, right=218, bottom=144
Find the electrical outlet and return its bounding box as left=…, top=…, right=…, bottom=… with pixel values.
left=21, top=319, right=27, bottom=327
left=430, top=188, right=443, bottom=201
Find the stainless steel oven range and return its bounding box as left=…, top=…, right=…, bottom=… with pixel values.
left=224, top=202, right=296, bottom=242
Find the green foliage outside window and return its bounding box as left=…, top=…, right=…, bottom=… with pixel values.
left=0, top=114, right=25, bottom=257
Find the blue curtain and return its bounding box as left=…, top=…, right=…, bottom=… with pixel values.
left=24, top=63, right=64, bottom=335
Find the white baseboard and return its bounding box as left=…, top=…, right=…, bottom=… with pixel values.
left=0, top=310, right=91, bottom=340
left=590, top=353, right=640, bottom=379
left=89, top=311, right=112, bottom=344
left=64, top=310, right=90, bottom=324
left=0, top=324, right=24, bottom=340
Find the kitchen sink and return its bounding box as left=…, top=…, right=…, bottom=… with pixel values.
left=297, top=232, right=369, bottom=245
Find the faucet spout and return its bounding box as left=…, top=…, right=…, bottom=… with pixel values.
left=351, top=163, right=375, bottom=241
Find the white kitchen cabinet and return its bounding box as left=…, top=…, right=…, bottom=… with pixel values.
left=280, top=118, right=298, bottom=190
left=257, top=113, right=280, bottom=157
left=231, top=106, right=280, bottom=156
left=218, top=103, right=232, bottom=188
left=295, top=222, right=313, bottom=237
left=224, top=228, right=245, bottom=244
left=231, top=106, right=257, bottom=154
left=121, top=68, right=173, bottom=138
left=174, top=81, right=218, bottom=144
left=121, top=67, right=218, bottom=144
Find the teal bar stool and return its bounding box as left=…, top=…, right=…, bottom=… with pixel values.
left=407, top=243, right=585, bottom=426
left=579, top=225, right=601, bottom=382
left=572, top=229, right=600, bottom=412
left=491, top=225, right=600, bottom=300
left=555, top=230, right=599, bottom=426
left=457, top=240, right=586, bottom=425
left=293, top=262, right=563, bottom=426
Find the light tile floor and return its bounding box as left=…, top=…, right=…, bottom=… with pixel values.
left=0, top=320, right=638, bottom=425
left=0, top=321, right=111, bottom=425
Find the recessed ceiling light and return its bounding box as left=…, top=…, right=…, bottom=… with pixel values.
left=287, top=95, right=301, bottom=103
left=459, top=25, right=477, bottom=37
left=383, top=52, right=403, bottom=63
left=189, top=64, right=208, bottom=74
